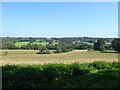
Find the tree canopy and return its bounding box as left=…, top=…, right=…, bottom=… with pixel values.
left=94, top=38, right=106, bottom=51
left=112, top=38, right=120, bottom=52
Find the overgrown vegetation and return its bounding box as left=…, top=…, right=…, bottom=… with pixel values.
left=2, top=61, right=120, bottom=89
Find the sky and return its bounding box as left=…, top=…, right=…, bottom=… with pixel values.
left=2, top=2, right=118, bottom=38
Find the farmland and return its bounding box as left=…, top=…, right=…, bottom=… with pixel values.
left=1, top=38, right=119, bottom=89
left=2, top=2, right=119, bottom=88
left=1, top=50, right=118, bottom=65
left=15, top=41, right=58, bottom=47
left=1, top=37, right=119, bottom=89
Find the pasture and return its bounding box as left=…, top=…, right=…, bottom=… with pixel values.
left=15, top=41, right=58, bottom=48
left=15, top=42, right=49, bottom=47
left=1, top=50, right=118, bottom=65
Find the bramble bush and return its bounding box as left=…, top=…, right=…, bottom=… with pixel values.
left=2, top=61, right=120, bottom=89
left=88, top=61, right=111, bottom=70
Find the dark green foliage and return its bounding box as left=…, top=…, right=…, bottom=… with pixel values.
left=37, top=47, right=51, bottom=54
left=111, top=62, right=120, bottom=68
left=54, top=46, right=62, bottom=53
left=58, top=72, right=119, bottom=88
left=25, top=43, right=32, bottom=50
left=104, top=44, right=112, bottom=50
left=2, top=42, right=18, bottom=50
left=88, top=61, right=110, bottom=70
left=112, top=38, right=120, bottom=52
left=46, top=44, right=56, bottom=50
left=42, top=64, right=72, bottom=81
left=69, top=63, right=90, bottom=76
left=88, top=61, right=120, bottom=70
left=54, top=43, right=73, bottom=53
left=74, top=43, right=93, bottom=50
left=94, top=38, right=106, bottom=51
left=2, top=61, right=119, bottom=89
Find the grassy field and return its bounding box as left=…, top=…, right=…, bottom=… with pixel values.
left=1, top=50, right=118, bottom=65
left=83, top=42, right=94, bottom=45
left=15, top=41, right=58, bottom=48
left=15, top=42, right=49, bottom=47
left=83, top=42, right=111, bottom=45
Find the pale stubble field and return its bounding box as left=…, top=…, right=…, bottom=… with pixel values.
left=1, top=50, right=118, bottom=65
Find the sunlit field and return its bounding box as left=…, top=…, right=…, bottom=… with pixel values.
left=15, top=42, right=48, bottom=47
left=15, top=41, right=58, bottom=47
left=1, top=50, right=118, bottom=65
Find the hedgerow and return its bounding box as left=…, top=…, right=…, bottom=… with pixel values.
left=2, top=61, right=120, bottom=89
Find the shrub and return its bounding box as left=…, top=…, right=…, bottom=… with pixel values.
left=111, top=62, right=120, bottom=68
left=88, top=61, right=110, bottom=70
left=42, top=64, right=72, bottom=81
left=69, top=63, right=90, bottom=76
left=2, top=62, right=120, bottom=89
left=37, top=47, right=51, bottom=54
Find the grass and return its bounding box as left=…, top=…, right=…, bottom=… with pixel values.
left=1, top=50, right=118, bottom=65
left=33, top=42, right=48, bottom=45
left=83, top=42, right=111, bottom=45
left=15, top=41, right=58, bottom=48
left=2, top=61, right=120, bottom=89
left=83, top=42, right=94, bottom=45
left=15, top=42, right=49, bottom=47
left=15, top=42, right=29, bottom=46
left=106, top=42, right=111, bottom=45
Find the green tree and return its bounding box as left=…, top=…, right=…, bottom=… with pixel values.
left=112, top=38, right=120, bottom=52
left=5, top=42, right=17, bottom=50
left=94, top=38, right=106, bottom=51
left=33, top=44, right=39, bottom=50
left=26, top=43, right=33, bottom=50
left=55, top=46, right=62, bottom=53
left=38, top=47, right=51, bottom=54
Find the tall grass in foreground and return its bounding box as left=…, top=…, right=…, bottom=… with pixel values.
left=2, top=61, right=120, bottom=89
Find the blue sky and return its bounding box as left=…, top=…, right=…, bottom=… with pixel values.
left=2, top=2, right=118, bottom=38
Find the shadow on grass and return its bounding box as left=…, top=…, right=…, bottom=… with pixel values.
left=2, top=63, right=120, bottom=89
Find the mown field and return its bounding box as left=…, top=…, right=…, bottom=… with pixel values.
left=1, top=50, right=118, bottom=65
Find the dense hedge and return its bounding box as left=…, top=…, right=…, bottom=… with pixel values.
left=2, top=61, right=120, bottom=89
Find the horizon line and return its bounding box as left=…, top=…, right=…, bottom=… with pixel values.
left=0, top=36, right=117, bottom=38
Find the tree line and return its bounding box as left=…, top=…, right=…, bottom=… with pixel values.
left=0, top=37, right=120, bottom=53
left=1, top=37, right=114, bottom=43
